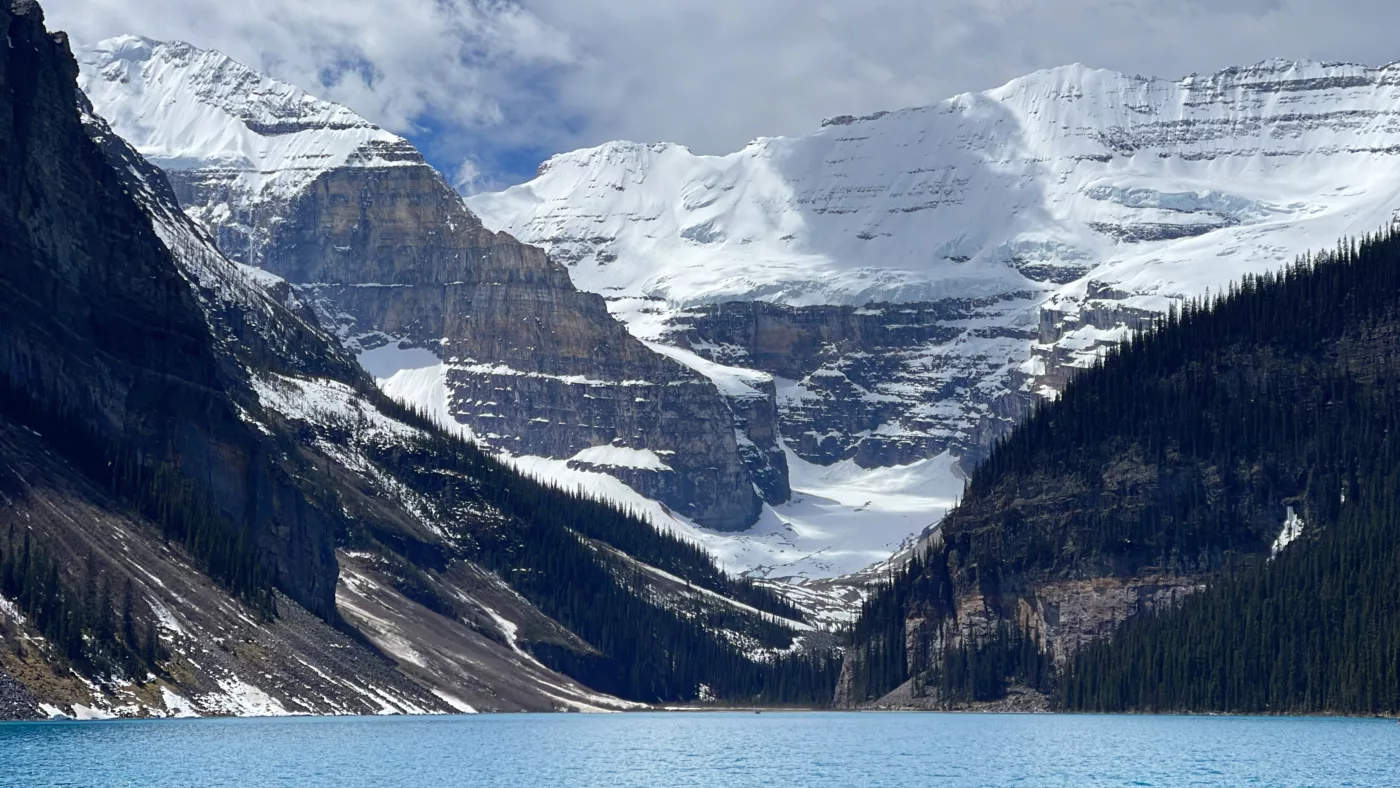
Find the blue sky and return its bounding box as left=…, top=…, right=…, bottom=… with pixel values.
left=47, top=0, right=1400, bottom=190
left=403, top=79, right=587, bottom=191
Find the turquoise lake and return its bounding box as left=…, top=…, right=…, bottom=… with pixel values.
left=1, top=712, right=1396, bottom=786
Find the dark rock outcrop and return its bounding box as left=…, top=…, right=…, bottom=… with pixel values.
left=0, top=0, right=338, bottom=617
left=664, top=296, right=1038, bottom=468
left=0, top=667, right=39, bottom=720
left=724, top=376, right=791, bottom=504
left=219, top=163, right=763, bottom=530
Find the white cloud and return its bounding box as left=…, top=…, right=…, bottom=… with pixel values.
left=531, top=0, right=1400, bottom=155
left=46, top=0, right=578, bottom=162
left=452, top=158, right=484, bottom=193
left=40, top=0, right=1400, bottom=185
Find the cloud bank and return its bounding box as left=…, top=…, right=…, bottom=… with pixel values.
left=43, top=0, right=1400, bottom=187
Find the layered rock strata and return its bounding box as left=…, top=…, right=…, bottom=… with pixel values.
left=77, top=37, right=770, bottom=529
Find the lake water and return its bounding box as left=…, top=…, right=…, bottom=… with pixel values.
left=1, top=712, right=1395, bottom=787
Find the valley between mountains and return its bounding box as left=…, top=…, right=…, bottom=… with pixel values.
left=4, top=0, right=1400, bottom=719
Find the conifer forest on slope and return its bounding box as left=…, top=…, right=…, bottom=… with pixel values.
left=845, top=230, right=1400, bottom=715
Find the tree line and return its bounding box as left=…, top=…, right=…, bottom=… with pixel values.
left=0, top=527, right=164, bottom=678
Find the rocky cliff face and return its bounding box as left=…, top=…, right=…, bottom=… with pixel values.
left=77, top=37, right=771, bottom=531
left=830, top=570, right=1206, bottom=709
left=253, top=162, right=765, bottom=529
left=1, top=1, right=343, bottom=620
left=662, top=296, right=1037, bottom=467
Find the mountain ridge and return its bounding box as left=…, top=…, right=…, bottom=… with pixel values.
left=472, top=54, right=1400, bottom=306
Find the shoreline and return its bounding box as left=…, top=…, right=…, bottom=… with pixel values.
left=5, top=707, right=1397, bottom=723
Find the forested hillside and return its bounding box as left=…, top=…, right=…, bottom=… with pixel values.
left=842, top=230, right=1400, bottom=714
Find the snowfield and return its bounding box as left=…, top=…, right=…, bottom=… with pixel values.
left=76, top=36, right=417, bottom=206
left=469, top=59, right=1400, bottom=311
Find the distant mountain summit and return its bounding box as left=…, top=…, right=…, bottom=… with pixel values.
left=78, top=36, right=421, bottom=258
left=471, top=58, right=1400, bottom=307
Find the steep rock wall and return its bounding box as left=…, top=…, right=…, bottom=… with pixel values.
left=664, top=297, right=1036, bottom=467
left=78, top=42, right=770, bottom=530
left=1, top=2, right=338, bottom=617
left=240, top=164, right=765, bottom=530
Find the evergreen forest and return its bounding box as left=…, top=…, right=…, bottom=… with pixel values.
left=844, top=229, right=1400, bottom=714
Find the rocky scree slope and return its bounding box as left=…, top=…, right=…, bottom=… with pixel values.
left=76, top=36, right=777, bottom=531
left=471, top=59, right=1400, bottom=475
left=1, top=1, right=822, bottom=719
left=837, top=232, right=1400, bottom=712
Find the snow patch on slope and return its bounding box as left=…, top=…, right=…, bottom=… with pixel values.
left=198, top=676, right=293, bottom=717
left=251, top=373, right=422, bottom=441
left=375, top=363, right=479, bottom=442
left=0, top=593, right=26, bottom=626
left=570, top=445, right=672, bottom=471
left=1271, top=506, right=1306, bottom=557
left=160, top=687, right=201, bottom=718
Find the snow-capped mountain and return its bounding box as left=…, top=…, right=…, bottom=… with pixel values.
left=84, top=31, right=1400, bottom=602
left=472, top=60, right=1400, bottom=309
left=77, top=36, right=779, bottom=535
left=468, top=57, right=1400, bottom=492
left=75, top=34, right=956, bottom=596
left=79, top=35, right=419, bottom=239
left=461, top=58, right=1400, bottom=588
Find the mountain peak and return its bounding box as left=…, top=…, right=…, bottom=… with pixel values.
left=474, top=48, right=1400, bottom=303
left=77, top=35, right=418, bottom=200
left=91, top=33, right=167, bottom=60
left=79, top=35, right=390, bottom=133
left=537, top=140, right=693, bottom=177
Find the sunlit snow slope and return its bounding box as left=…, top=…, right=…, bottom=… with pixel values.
left=471, top=60, right=1400, bottom=310
left=77, top=35, right=417, bottom=219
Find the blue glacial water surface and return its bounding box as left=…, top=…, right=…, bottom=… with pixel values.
left=1, top=712, right=1397, bottom=787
